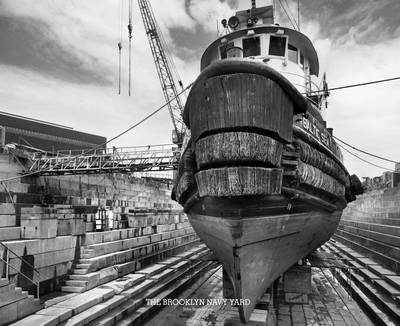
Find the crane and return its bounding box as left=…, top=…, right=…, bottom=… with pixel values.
left=137, top=0, right=186, bottom=146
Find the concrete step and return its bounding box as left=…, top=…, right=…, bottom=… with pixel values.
left=89, top=260, right=217, bottom=326
left=351, top=272, right=400, bottom=323
left=0, top=291, right=42, bottom=325
left=70, top=269, right=89, bottom=275
left=62, top=239, right=201, bottom=294
left=324, top=242, right=400, bottom=325
left=333, top=233, right=400, bottom=273
left=116, top=261, right=218, bottom=326
left=339, top=222, right=400, bottom=247
left=64, top=280, right=88, bottom=287
left=329, top=241, right=400, bottom=297
left=15, top=244, right=210, bottom=326
left=335, top=229, right=400, bottom=268
left=77, top=234, right=195, bottom=272
left=334, top=269, right=397, bottom=326
left=0, top=278, right=9, bottom=287
left=73, top=263, right=91, bottom=270
left=346, top=217, right=400, bottom=226
left=60, top=286, right=86, bottom=293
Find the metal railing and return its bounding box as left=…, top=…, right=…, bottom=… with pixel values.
left=0, top=241, right=40, bottom=298
left=28, top=144, right=180, bottom=176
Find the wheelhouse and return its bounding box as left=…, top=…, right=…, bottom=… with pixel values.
left=201, top=22, right=328, bottom=111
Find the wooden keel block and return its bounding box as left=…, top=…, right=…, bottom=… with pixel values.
left=195, top=167, right=282, bottom=197
left=186, top=73, right=293, bottom=143
left=195, top=132, right=283, bottom=169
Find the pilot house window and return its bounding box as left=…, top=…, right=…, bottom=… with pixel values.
left=242, top=37, right=260, bottom=57
left=269, top=35, right=287, bottom=57
left=288, top=44, right=298, bottom=63
left=220, top=42, right=234, bottom=59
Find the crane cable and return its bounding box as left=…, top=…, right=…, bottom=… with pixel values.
left=277, top=0, right=298, bottom=30
left=337, top=143, right=394, bottom=171
left=118, top=0, right=123, bottom=95
left=128, top=0, right=133, bottom=96
left=334, top=136, right=397, bottom=164
left=0, top=82, right=194, bottom=183
left=307, top=76, right=400, bottom=95
left=282, top=0, right=299, bottom=30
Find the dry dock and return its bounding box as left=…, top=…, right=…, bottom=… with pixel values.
left=143, top=239, right=399, bottom=326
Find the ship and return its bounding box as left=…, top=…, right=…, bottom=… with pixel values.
left=172, top=1, right=358, bottom=322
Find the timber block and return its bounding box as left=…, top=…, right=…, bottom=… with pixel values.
left=283, top=265, right=311, bottom=304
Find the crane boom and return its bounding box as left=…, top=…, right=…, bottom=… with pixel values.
left=137, top=0, right=186, bottom=145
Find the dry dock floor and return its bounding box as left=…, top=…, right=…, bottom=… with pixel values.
left=143, top=265, right=375, bottom=326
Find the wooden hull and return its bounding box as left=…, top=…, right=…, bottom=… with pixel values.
left=172, top=60, right=351, bottom=323
left=188, top=204, right=342, bottom=322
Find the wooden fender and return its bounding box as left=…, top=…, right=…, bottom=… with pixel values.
left=297, top=161, right=345, bottom=197
left=296, top=138, right=349, bottom=187
left=186, top=73, right=294, bottom=144
left=195, top=132, right=283, bottom=169
left=195, top=167, right=282, bottom=197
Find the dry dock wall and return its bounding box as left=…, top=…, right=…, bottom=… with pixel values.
left=0, top=152, right=194, bottom=298
left=334, top=187, right=400, bottom=272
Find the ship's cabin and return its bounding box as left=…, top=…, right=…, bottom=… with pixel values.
left=200, top=6, right=329, bottom=111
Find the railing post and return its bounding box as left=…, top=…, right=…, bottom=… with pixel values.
left=5, top=249, right=9, bottom=279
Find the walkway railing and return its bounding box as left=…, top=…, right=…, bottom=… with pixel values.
left=0, top=241, right=40, bottom=298
left=27, top=144, right=180, bottom=176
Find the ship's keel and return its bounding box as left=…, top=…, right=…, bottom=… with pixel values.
left=188, top=209, right=341, bottom=323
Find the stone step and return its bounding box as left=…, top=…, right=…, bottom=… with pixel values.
left=63, top=240, right=201, bottom=295
left=335, top=229, right=400, bottom=267
left=77, top=234, right=195, bottom=272
left=101, top=274, right=146, bottom=295
left=351, top=273, right=400, bottom=322
left=73, top=263, right=91, bottom=270
left=116, top=261, right=217, bottom=326
left=61, top=294, right=127, bottom=326
left=135, top=263, right=169, bottom=278
left=85, top=235, right=151, bottom=258
left=334, top=269, right=397, bottom=326
left=89, top=260, right=217, bottom=326
left=0, top=287, right=28, bottom=308
left=374, top=279, right=400, bottom=300
left=329, top=241, right=400, bottom=296
left=324, top=242, right=400, bottom=325
left=71, top=269, right=89, bottom=275
left=0, top=278, right=9, bottom=287
left=342, top=217, right=400, bottom=227
left=60, top=286, right=86, bottom=293
left=339, top=222, right=400, bottom=246
left=0, top=294, right=42, bottom=325
left=10, top=287, right=114, bottom=325
left=20, top=245, right=210, bottom=326
left=332, top=233, right=400, bottom=274
left=65, top=280, right=88, bottom=287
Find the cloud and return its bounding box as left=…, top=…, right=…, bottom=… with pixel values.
left=0, top=0, right=399, bottom=179
left=0, top=16, right=111, bottom=85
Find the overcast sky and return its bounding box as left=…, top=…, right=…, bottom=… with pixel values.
left=0, top=0, right=399, bottom=178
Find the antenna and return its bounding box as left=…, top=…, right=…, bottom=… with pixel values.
left=297, top=0, right=300, bottom=31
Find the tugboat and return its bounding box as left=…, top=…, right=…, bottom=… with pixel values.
left=173, top=1, right=355, bottom=322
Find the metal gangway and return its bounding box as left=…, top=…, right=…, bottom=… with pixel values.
left=27, top=144, right=179, bottom=176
